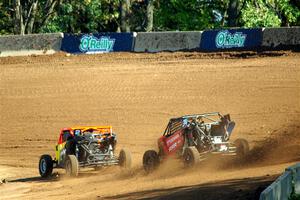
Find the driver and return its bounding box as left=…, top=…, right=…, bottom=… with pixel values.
left=220, top=116, right=230, bottom=140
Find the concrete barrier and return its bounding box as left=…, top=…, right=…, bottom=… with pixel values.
left=286, top=163, right=300, bottom=194
left=0, top=33, right=63, bottom=57
left=260, top=163, right=300, bottom=200
left=262, top=27, right=300, bottom=50
left=134, top=31, right=202, bottom=52
left=260, top=171, right=293, bottom=200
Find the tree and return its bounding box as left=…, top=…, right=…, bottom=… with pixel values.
left=1, top=0, right=300, bottom=35
left=241, top=0, right=300, bottom=27
left=42, top=0, right=120, bottom=33
left=154, top=0, right=225, bottom=31
left=145, top=0, right=154, bottom=31
left=12, top=0, right=59, bottom=35
left=227, top=0, right=239, bottom=27
left=0, top=2, right=14, bottom=34
left=120, top=0, right=131, bottom=32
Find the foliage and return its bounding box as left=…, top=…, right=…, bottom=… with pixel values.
left=241, top=1, right=282, bottom=27
left=241, top=0, right=300, bottom=28
left=0, top=2, right=13, bottom=35
left=154, top=0, right=226, bottom=31
left=289, top=191, right=300, bottom=200
left=289, top=183, right=300, bottom=200
left=0, top=0, right=300, bottom=34
left=41, top=0, right=120, bottom=33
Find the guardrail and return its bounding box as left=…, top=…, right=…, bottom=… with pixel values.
left=259, top=163, right=300, bottom=200
left=0, top=27, right=299, bottom=57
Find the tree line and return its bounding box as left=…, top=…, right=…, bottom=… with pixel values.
left=0, top=0, right=299, bottom=35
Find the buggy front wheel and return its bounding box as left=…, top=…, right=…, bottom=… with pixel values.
left=39, top=154, right=53, bottom=178
left=65, top=155, right=79, bottom=177
left=183, top=147, right=200, bottom=167
left=234, top=138, right=249, bottom=158
left=119, top=148, right=132, bottom=169
left=143, top=150, right=160, bottom=173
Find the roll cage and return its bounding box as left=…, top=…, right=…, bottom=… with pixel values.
left=57, top=126, right=113, bottom=144
left=163, top=112, right=226, bottom=136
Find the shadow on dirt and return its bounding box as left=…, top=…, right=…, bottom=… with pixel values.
left=8, top=173, right=59, bottom=183
left=102, top=174, right=278, bottom=200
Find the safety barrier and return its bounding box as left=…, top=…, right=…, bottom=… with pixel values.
left=259, top=163, right=300, bottom=200
left=200, top=28, right=263, bottom=51
left=0, top=33, right=63, bottom=57
left=133, top=31, right=202, bottom=52
left=286, top=163, right=300, bottom=194
left=0, top=27, right=299, bottom=57
left=61, top=33, right=134, bottom=54
left=262, top=27, right=300, bottom=50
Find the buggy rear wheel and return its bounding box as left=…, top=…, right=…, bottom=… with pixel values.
left=183, top=147, right=200, bottom=167
left=143, top=150, right=159, bottom=173
left=234, top=138, right=249, bottom=158
left=65, top=155, right=79, bottom=177
left=39, top=154, right=53, bottom=178
left=119, top=148, right=132, bottom=169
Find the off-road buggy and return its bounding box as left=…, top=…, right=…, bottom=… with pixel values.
left=39, top=126, right=131, bottom=178
left=143, top=112, right=249, bottom=173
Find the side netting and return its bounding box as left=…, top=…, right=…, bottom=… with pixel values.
left=133, top=31, right=202, bottom=52
left=0, top=33, right=63, bottom=57
left=262, top=27, right=300, bottom=50
left=200, top=28, right=263, bottom=51
left=61, top=33, right=134, bottom=54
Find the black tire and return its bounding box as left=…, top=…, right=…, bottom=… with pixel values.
left=183, top=147, right=200, bottom=167
left=65, top=155, right=79, bottom=177
left=143, top=150, right=159, bottom=173
left=39, top=154, right=53, bottom=178
left=234, top=138, right=249, bottom=158
left=119, top=148, right=132, bottom=169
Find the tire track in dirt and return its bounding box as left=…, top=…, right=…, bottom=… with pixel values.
left=0, top=52, right=299, bottom=199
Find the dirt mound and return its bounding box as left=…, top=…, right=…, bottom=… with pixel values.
left=0, top=50, right=292, bottom=66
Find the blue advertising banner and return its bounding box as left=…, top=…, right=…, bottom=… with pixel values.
left=61, top=33, right=134, bottom=53
left=200, top=28, right=263, bottom=51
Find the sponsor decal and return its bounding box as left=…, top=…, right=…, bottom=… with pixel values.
left=166, top=133, right=180, bottom=146
left=167, top=132, right=183, bottom=152
left=168, top=142, right=177, bottom=152
left=79, top=35, right=115, bottom=53
left=215, top=30, right=246, bottom=48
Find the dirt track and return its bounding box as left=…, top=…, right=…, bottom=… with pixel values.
left=0, top=51, right=299, bottom=199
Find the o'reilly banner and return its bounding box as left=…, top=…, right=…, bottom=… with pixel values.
left=61, top=33, right=134, bottom=53
left=79, top=35, right=115, bottom=53
left=200, top=28, right=263, bottom=51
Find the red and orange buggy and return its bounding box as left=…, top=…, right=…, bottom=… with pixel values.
left=39, top=126, right=131, bottom=178
left=143, top=112, right=249, bottom=173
